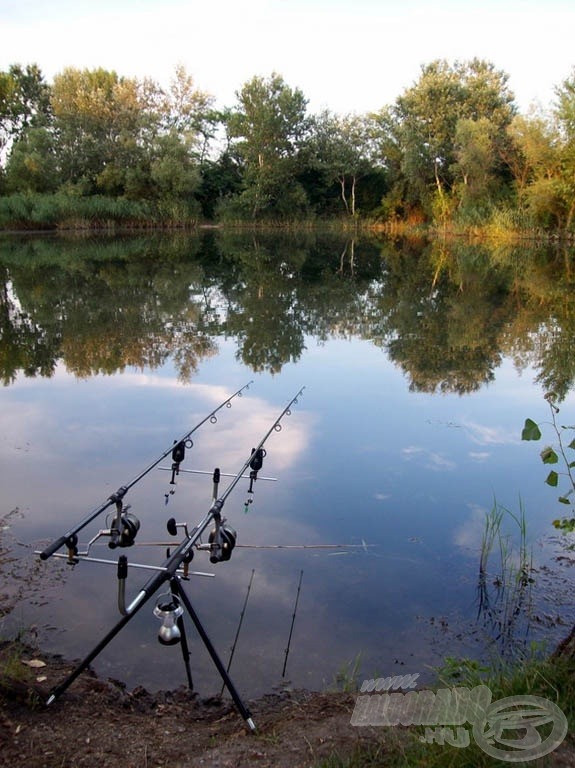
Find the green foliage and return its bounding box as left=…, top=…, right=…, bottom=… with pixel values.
left=521, top=417, right=542, bottom=441
left=0, top=192, right=162, bottom=229
left=379, top=58, right=516, bottom=224
left=522, top=393, right=575, bottom=531
left=2, top=59, right=575, bottom=228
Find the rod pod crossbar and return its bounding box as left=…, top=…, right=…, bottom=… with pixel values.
left=44, top=387, right=305, bottom=732
left=39, top=381, right=253, bottom=561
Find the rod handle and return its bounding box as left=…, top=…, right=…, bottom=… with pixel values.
left=39, top=535, right=68, bottom=560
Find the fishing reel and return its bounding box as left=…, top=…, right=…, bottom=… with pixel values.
left=108, top=509, right=140, bottom=549
left=208, top=523, right=237, bottom=563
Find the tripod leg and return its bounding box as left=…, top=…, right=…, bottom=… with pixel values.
left=169, top=578, right=193, bottom=690
left=47, top=568, right=171, bottom=705
left=172, top=580, right=256, bottom=732
left=46, top=611, right=134, bottom=704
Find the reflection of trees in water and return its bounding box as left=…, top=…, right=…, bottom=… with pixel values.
left=0, top=233, right=574, bottom=396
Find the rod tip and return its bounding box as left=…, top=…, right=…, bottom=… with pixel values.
left=247, top=717, right=256, bottom=732
left=46, top=694, right=56, bottom=706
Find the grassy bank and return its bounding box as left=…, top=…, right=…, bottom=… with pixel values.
left=2, top=192, right=574, bottom=242
left=319, top=649, right=575, bottom=767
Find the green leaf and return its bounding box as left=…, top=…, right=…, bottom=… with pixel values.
left=568, top=438, right=575, bottom=450
left=522, top=418, right=541, bottom=441
left=546, top=470, right=559, bottom=487
left=559, top=497, right=572, bottom=505
left=540, top=446, right=558, bottom=464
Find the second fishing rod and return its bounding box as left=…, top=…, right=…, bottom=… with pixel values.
left=126, top=385, right=306, bottom=610
left=39, top=381, right=253, bottom=561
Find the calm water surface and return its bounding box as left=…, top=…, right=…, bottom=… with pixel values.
left=1, top=232, right=574, bottom=698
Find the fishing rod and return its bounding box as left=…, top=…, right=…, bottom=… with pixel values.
left=39, top=381, right=253, bottom=561
left=282, top=569, right=303, bottom=678
left=221, top=569, right=255, bottom=695
left=44, top=387, right=306, bottom=732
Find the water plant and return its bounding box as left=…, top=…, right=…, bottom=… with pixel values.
left=476, top=502, right=534, bottom=659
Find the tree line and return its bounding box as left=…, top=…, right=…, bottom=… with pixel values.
left=1, top=59, right=575, bottom=230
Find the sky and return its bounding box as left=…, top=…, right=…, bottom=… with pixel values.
left=2, top=0, right=574, bottom=115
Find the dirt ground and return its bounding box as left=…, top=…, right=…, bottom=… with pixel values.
left=4, top=642, right=575, bottom=768
left=0, top=642, right=399, bottom=768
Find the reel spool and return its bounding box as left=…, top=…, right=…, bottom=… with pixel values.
left=208, top=524, right=237, bottom=563
left=109, top=512, right=140, bottom=549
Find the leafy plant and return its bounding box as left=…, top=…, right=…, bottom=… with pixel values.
left=522, top=392, right=575, bottom=532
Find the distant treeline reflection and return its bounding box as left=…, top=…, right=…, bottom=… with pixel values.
left=1, top=232, right=574, bottom=398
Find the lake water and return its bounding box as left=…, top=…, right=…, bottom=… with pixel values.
left=1, top=231, right=574, bottom=699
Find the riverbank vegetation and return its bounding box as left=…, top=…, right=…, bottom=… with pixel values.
left=1, top=59, right=575, bottom=234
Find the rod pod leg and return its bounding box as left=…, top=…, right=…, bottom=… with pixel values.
left=172, top=580, right=256, bottom=732
left=46, top=606, right=143, bottom=705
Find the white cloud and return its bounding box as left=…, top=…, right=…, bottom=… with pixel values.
left=469, top=451, right=491, bottom=462
left=462, top=420, right=518, bottom=447
left=401, top=446, right=456, bottom=472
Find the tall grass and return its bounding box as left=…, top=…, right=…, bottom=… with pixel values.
left=0, top=193, right=201, bottom=230
left=476, top=502, right=534, bottom=660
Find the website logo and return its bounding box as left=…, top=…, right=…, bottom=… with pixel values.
left=351, top=676, right=567, bottom=762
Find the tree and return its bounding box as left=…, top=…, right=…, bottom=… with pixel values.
left=150, top=131, right=201, bottom=205
left=452, top=117, right=499, bottom=217
left=51, top=67, right=143, bottom=193
left=162, top=64, right=216, bottom=163
left=307, top=111, right=375, bottom=217
left=554, top=68, right=575, bottom=230
left=4, top=127, right=59, bottom=193
left=378, top=59, right=517, bottom=221
left=0, top=64, right=51, bottom=164
left=504, top=111, right=563, bottom=226
left=225, top=73, right=310, bottom=219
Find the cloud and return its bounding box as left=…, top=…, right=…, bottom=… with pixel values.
left=401, top=446, right=456, bottom=472
left=469, top=451, right=491, bottom=462
left=453, top=503, right=489, bottom=551
left=462, top=420, right=519, bottom=447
